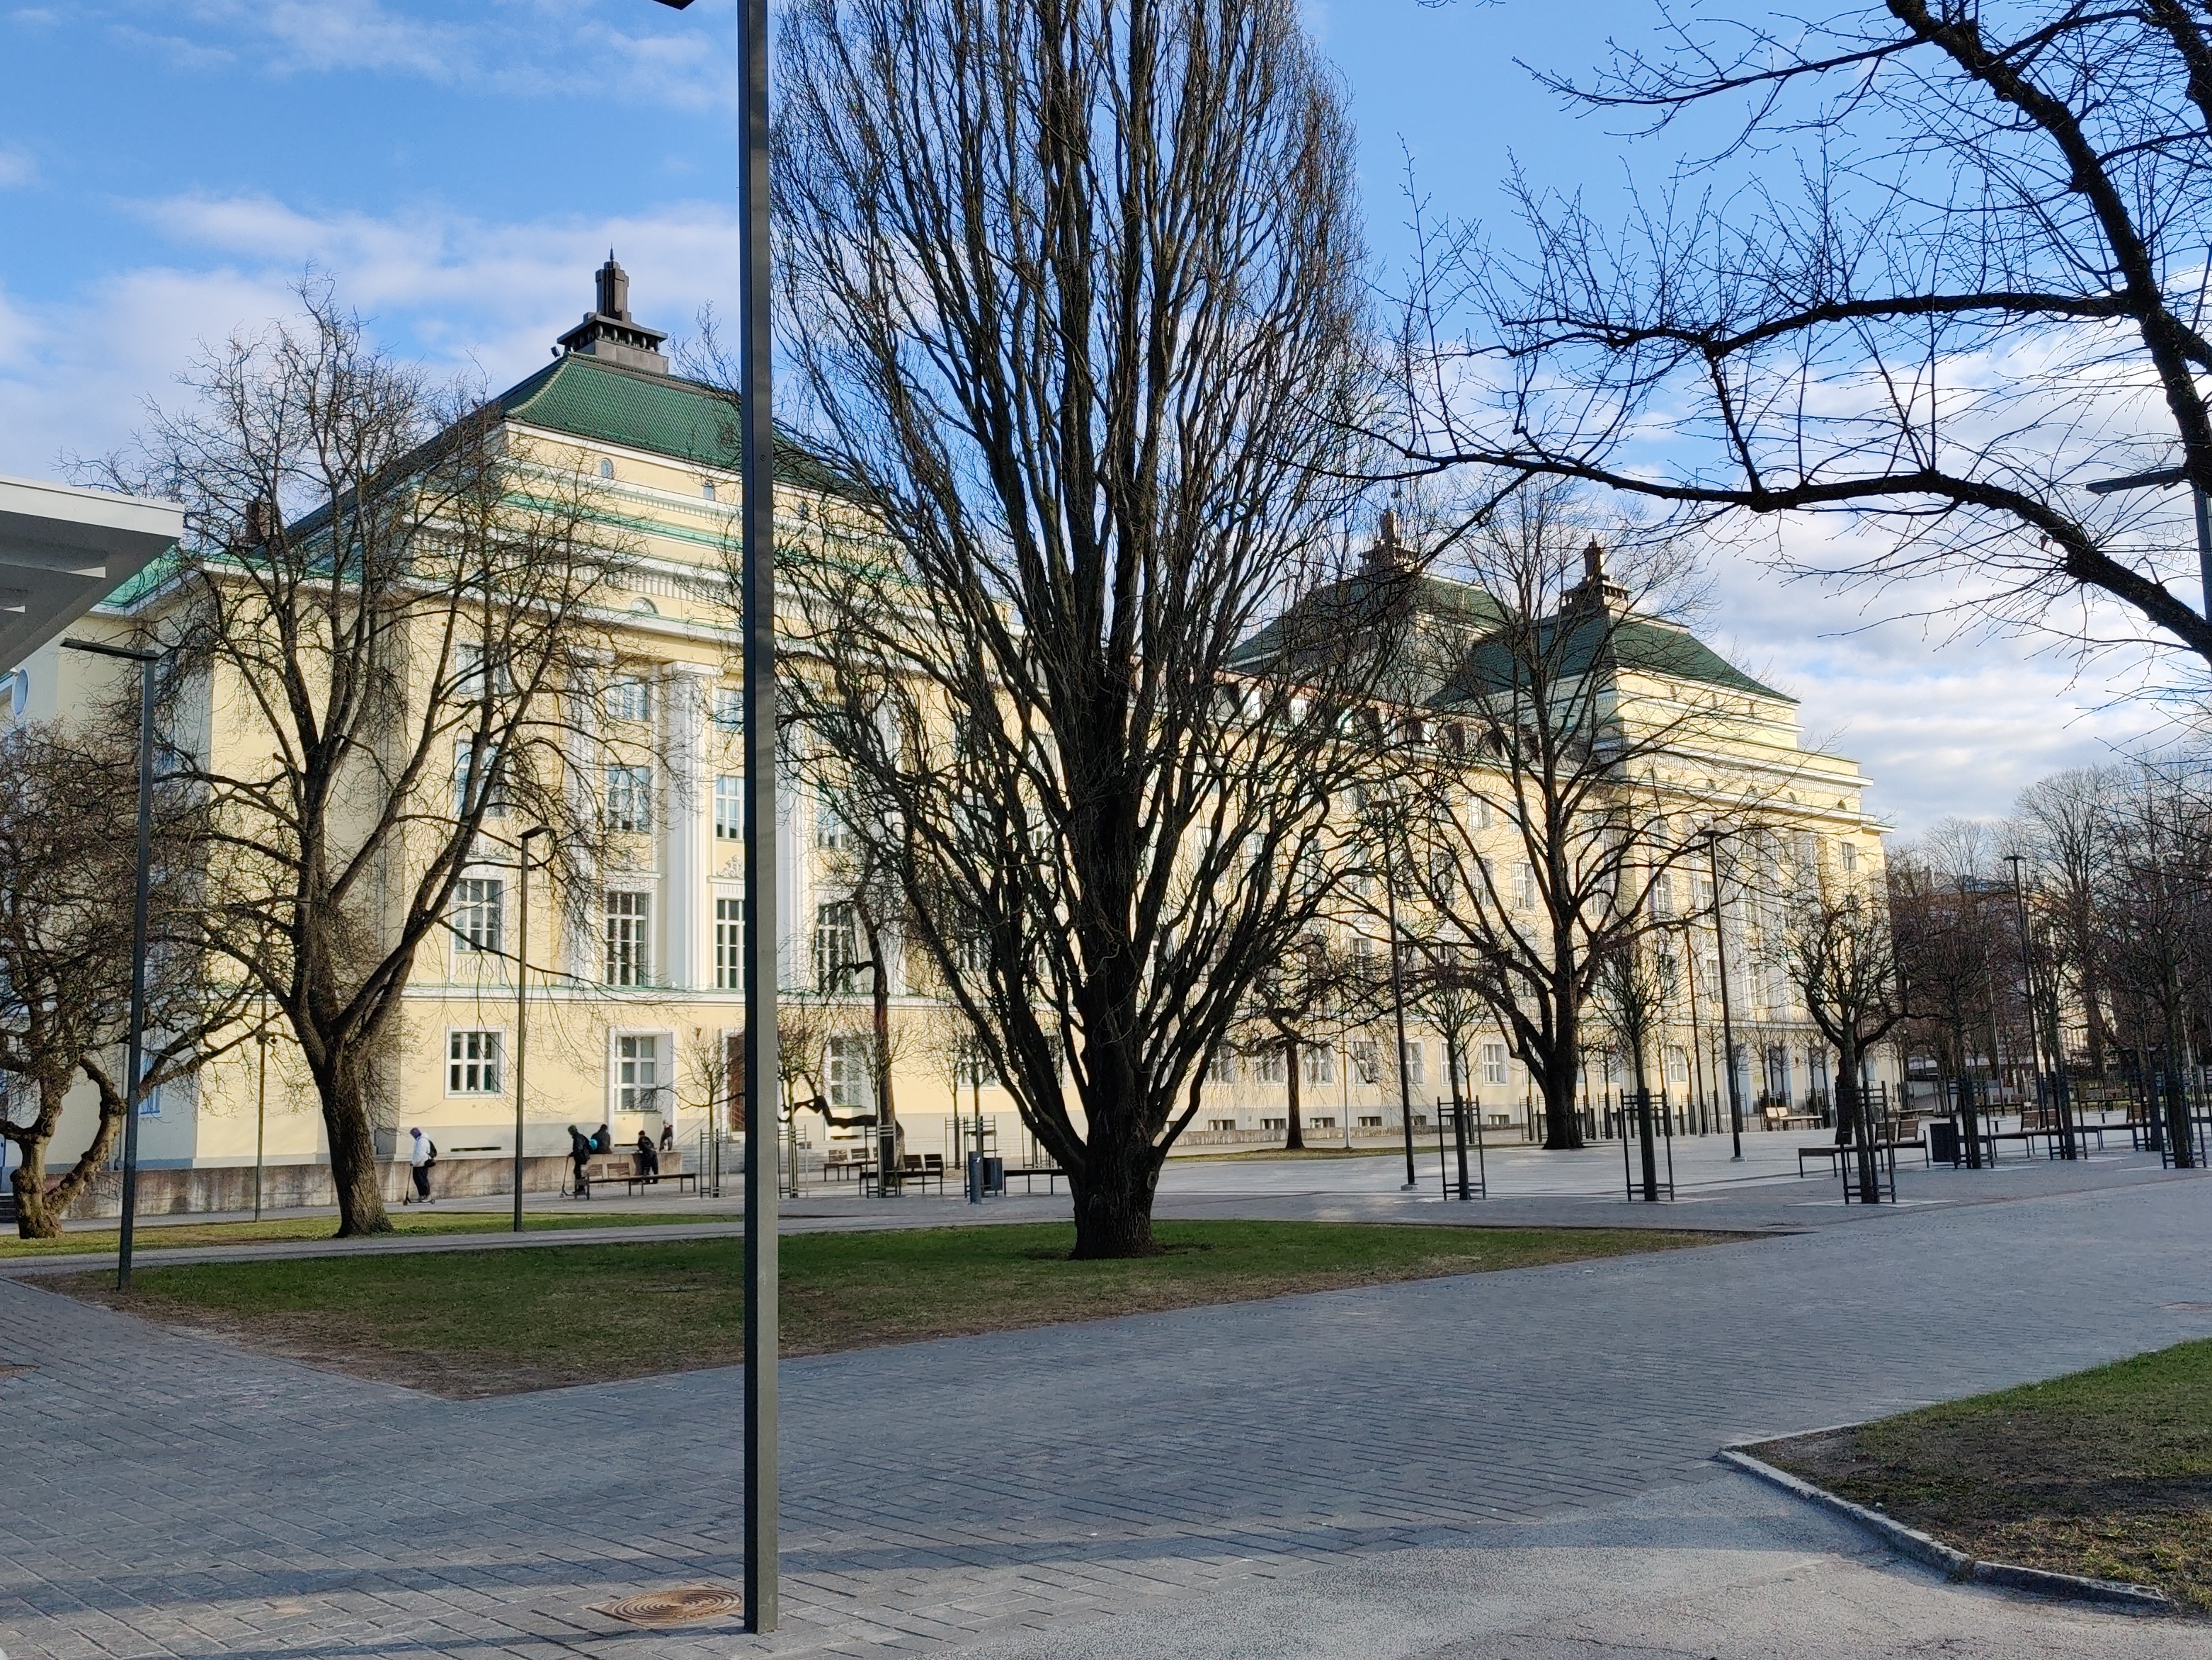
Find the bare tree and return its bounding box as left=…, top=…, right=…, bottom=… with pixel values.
left=2094, top=761, right=2211, bottom=1164
left=773, top=0, right=1380, bottom=1255
left=1386, top=487, right=1769, bottom=1150
left=1232, top=928, right=1378, bottom=1151
left=106, top=290, right=633, bottom=1236
left=1395, top=4, right=2212, bottom=674
left=1891, top=852, right=1994, bottom=1163
left=2012, top=768, right=2121, bottom=1077
left=1775, top=865, right=1906, bottom=1203
left=1592, top=933, right=1679, bottom=1199
left=0, top=723, right=251, bottom=1237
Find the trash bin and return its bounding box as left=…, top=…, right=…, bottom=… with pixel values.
left=984, top=1156, right=1006, bottom=1195
left=1928, top=1120, right=1959, bottom=1166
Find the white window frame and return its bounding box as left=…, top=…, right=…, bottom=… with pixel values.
left=714, top=773, right=744, bottom=841
left=813, top=899, right=860, bottom=992
left=452, top=738, right=507, bottom=819
left=450, top=875, right=505, bottom=956
left=826, top=1035, right=872, bottom=1111
left=604, top=763, right=654, bottom=834
left=714, top=893, right=746, bottom=992
left=612, top=1030, right=669, bottom=1117
left=603, top=675, right=651, bottom=724
left=447, top=1028, right=505, bottom=1096
left=1480, top=1040, right=1509, bottom=1086
left=712, top=687, right=743, bottom=732
left=604, top=889, right=653, bottom=987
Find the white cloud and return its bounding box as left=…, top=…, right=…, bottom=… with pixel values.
left=0, top=191, right=738, bottom=479
left=107, top=0, right=729, bottom=110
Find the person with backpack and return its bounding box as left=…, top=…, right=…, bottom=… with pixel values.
left=406, top=1127, right=437, bottom=1205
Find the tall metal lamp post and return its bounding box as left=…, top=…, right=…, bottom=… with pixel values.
left=1705, top=832, right=1745, bottom=1161
left=1380, top=815, right=1419, bottom=1188
left=649, top=0, right=778, bottom=1630
left=60, top=636, right=160, bottom=1292
left=512, top=826, right=553, bottom=1232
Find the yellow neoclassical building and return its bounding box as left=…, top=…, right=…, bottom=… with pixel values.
left=13, top=266, right=1893, bottom=1209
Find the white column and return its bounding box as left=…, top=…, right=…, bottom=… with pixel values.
left=663, top=662, right=716, bottom=991
left=563, top=673, right=604, bottom=987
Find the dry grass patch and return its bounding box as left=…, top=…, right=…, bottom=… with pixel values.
left=1760, top=1338, right=2212, bottom=1613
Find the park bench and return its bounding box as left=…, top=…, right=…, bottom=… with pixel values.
left=1005, top=1164, right=1063, bottom=1195
left=615, top=1169, right=699, bottom=1197
left=862, top=1154, right=947, bottom=1196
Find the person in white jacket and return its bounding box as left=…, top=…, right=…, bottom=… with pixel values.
left=405, top=1127, right=435, bottom=1205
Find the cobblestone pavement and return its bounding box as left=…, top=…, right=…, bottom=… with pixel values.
left=1, top=1164, right=2208, bottom=1659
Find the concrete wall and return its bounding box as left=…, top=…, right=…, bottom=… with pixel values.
left=55, top=1153, right=616, bottom=1220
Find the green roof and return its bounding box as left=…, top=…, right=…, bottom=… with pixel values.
left=1235, top=562, right=1788, bottom=706
left=496, top=353, right=857, bottom=496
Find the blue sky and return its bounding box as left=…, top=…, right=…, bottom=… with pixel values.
left=0, top=0, right=2173, bottom=830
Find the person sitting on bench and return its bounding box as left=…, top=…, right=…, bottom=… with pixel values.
left=634, top=1130, right=661, bottom=1182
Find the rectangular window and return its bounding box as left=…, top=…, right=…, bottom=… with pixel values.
left=605, top=764, right=654, bottom=834
left=1480, top=1041, right=1509, bottom=1086
left=714, top=895, right=746, bottom=991
left=815, top=795, right=853, bottom=851
left=454, top=640, right=508, bottom=699
left=1474, top=794, right=1495, bottom=829
left=1840, top=841, right=1859, bottom=873
left=447, top=1029, right=503, bottom=1095
left=826, top=1035, right=872, bottom=1110
left=452, top=739, right=506, bottom=819
left=604, top=676, right=651, bottom=724
left=604, top=890, right=651, bottom=987
left=714, top=774, right=744, bottom=841
left=813, top=899, right=859, bottom=992
left=1213, top=1048, right=1240, bottom=1086
left=1256, top=1047, right=1288, bottom=1086
left=615, top=1033, right=662, bottom=1114
left=450, top=877, right=504, bottom=955
left=1406, top=1041, right=1425, bottom=1090
left=701, top=479, right=718, bottom=502
left=1651, top=870, right=1675, bottom=919
left=1304, top=1045, right=1335, bottom=1086
left=1352, top=1040, right=1379, bottom=1085
left=712, top=687, right=743, bottom=731
left=1665, top=1045, right=1690, bottom=1086
left=1514, top=863, right=1537, bottom=909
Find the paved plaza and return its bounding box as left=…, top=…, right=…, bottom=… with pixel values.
left=1, top=1147, right=2208, bottom=1658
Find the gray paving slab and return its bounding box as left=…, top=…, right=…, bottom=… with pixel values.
left=0, top=1158, right=2207, bottom=1658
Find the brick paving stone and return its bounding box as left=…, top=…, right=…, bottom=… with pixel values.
left=1, top=1163, right=2210, bottom=1656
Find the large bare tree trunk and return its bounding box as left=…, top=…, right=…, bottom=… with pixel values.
left=1282, top=1038, right=1305, bottom=1152
left=315, top=1059, right=392, bottom=1237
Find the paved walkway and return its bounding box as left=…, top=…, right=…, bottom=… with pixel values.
left=2, top=1156, right=2209, bottom=1656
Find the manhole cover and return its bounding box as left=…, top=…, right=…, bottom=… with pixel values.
left=594, top=1586, right=744, bottom=1628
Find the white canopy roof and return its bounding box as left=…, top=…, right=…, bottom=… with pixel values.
left=0, top=474, right=184, bottom=673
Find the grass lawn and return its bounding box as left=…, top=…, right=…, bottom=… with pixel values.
left=1758, top=1338, right=2212, bottom=1613
left=70, top=1220, right=1719, bottom=1398
left=0, top=1209, right=744, bottom=1258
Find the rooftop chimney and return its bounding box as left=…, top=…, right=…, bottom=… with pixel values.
left=557, top=253, right=670, bottom=374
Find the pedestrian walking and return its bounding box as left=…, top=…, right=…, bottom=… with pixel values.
left=406, top=1127, right=436, bottom=1205
left=567, top=1124, right=594, bottom=1200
